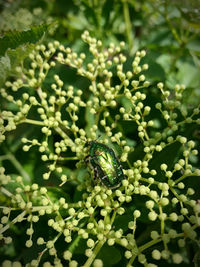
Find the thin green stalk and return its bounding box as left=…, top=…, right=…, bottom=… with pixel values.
left=0, top=187, right=13, bottom=197
left=9, top=153, right=31, bottom=182
left=0, top=210, right=26, bottom=234
left=82, top=240, right=105, bottom=267
left=0, top=152, right=31, bottom=183
left=139, top=237, right=162, bottom=253
left=106, top=108, right=124, bottom=133
left=122, top=0, right=133, bottom=50
left=164, top=4, right=182, bottom=45
left=140, top=177, right=159, bottom=185
left=0, top=155, right=10, bottom=161
left=58, top=157, right=78, bottom=161
left=37, top=231, right=63, bottom=265
left=174, top=173, right=197, bottom=185
left=110, top=209, right=117, bottom=225
left=169, top=186, right=180, bottom=199
left=21, top=118, right=44, bottom=126
left=93, top=0, right=104, bottom=39
left=127, top=159, right=132, bottom=169
left=127, top=248, right=138, bottom=266
left=31, top=206, right=52, bottom=211
left=37, top=248, right=48, bottom=266
left=158, top=204, right=165, bottom=236
left=68, top=203, right=84, bottom=208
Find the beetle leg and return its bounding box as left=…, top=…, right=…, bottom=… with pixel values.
left=101, top=175, right=108, bottom=180
left=93, top=167, right=98, bottom=181
left=85, top=155, right=99, bottom=166
left=84, top=155, right=90, bottom=164
left=117, top=166, right=123, bottom=170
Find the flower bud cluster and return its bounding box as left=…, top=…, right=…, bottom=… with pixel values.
left=0, top=31, right=199, bottom=266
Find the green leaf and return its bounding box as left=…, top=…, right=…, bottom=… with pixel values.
left=0, top=23, right=50, bottom=86
left=144, top=52, right=166, bottom=82
left=97, top=244, right=122, bottom=266
left=0, top=55, right=11, bottom=86
left=68, top=234, right=83, bottom=253
left=173, top=0, right=200, bottom=25
left=114, top=209, right=134, bottom=232
left=176, top=62, right=200, bottom=87
left=0, top=42, right=35, bottom=85
left=46, top=186, right=70, bottom=203
left=149, top=142, right=182, bottom=178
left=0, top=24, right=48, bottom=56
left=0, top=243, right=16, bottom=259
left=6, top=44, right=34, bottom=69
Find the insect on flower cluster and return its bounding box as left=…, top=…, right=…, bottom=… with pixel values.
left=86, top=141, right=125, bottom=189
left=0, top=30, right=200, bottom=267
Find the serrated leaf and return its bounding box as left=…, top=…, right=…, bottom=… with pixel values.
left=0, top=23, right=50, bottom=86
left=0, top=55, right=11, bottom=85
left=68, top=234, right=83, bottom=253
left=6, top=43, right=35, bottom=69
left=0, top=24, right=48, bottom=56
left=0, top=43, right=35, bottom=86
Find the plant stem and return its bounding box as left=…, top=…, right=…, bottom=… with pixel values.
left=127, top=248, right=138, bottom=266
left=164, top=3, right=182, bottom=45
left=0, top=152, right=31, bottom=183
left=0, top=187, right=13, bottom=197
left=93, top=0, right=104, bottom=39
left=140, top=177, right=159, bottom=185
left=0, top=210, right=26, bottom=234
left=122, top=0, right=133, bottom=50
left=58, top=156, right=78, bottom=161
left=174, top=173, right=197, bottom=185
left=0, top=155, right=10, bottom=161
left=21, top=118, right=44, bottom=126
left=110, top=209, right=117, bottom=225
left=139, top=237, right=162, bottom=253
left=158, top=204, right=164, bottom=236
left=82, top=240, right=105, bottom=267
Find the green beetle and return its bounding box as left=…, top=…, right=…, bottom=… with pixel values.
left=86, top=141, right=124, bottom=189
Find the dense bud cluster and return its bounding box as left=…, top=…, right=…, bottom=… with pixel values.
left=0, top=31, right=199, bottom=266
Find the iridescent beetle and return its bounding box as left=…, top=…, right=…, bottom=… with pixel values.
left=85, top=141, right=124, bottom=189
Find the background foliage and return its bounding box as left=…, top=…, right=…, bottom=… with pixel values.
left=0, top=0, right=200, bottom=266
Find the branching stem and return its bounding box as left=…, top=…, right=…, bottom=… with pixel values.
left=82, top=240, right=105, bottom=267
